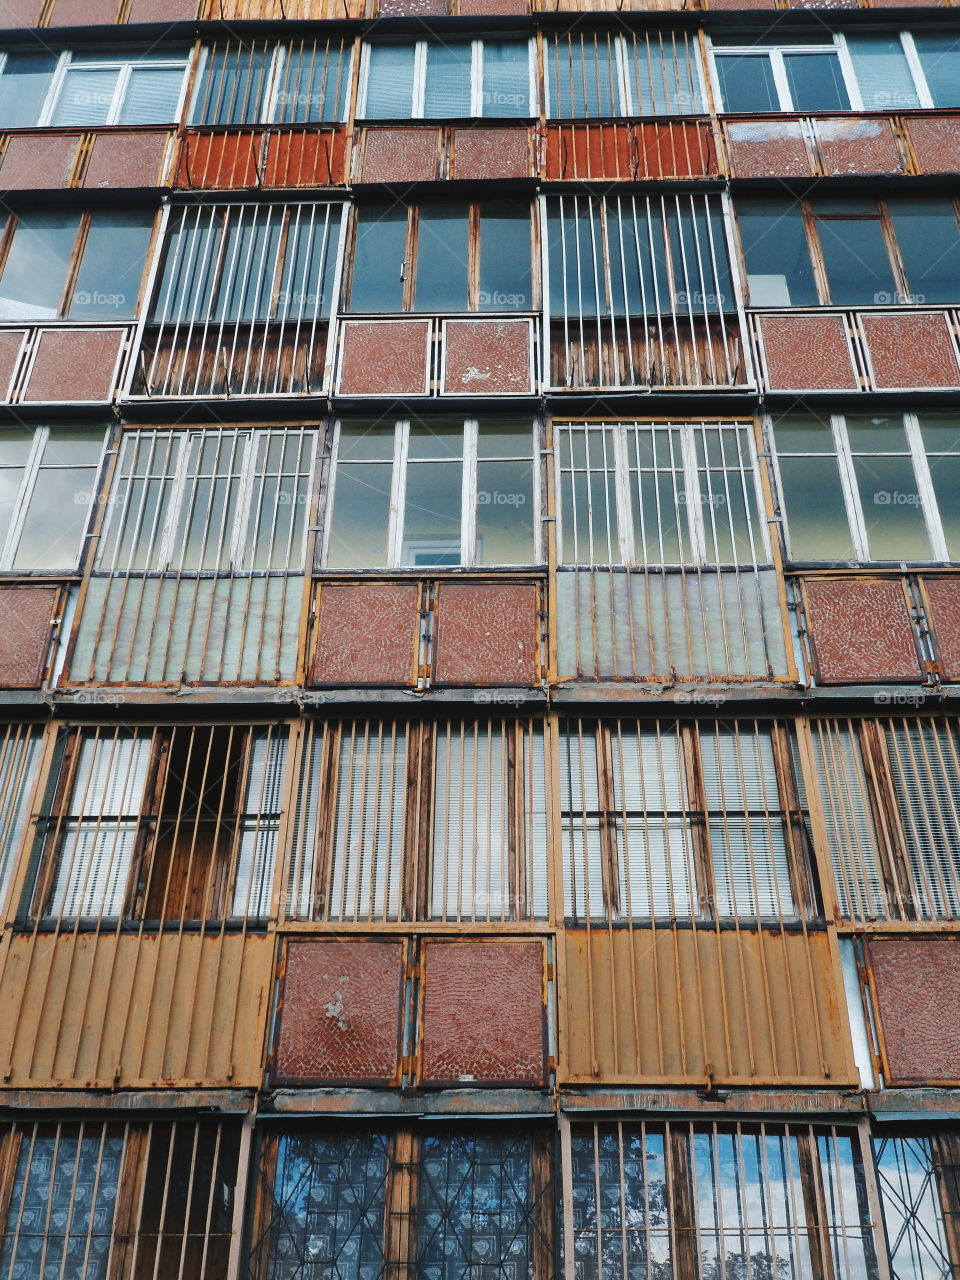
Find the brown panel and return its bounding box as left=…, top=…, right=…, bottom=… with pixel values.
left=443, top=319, right=532, bottom=395
left=459, top=0, right=527, bottom=11
left=50, top=0, right=119, bottom=21
left=451, top=128, right=529, bottom=180
left=359, top=128, right=440, bottom=183
left=757, top=313, right=857, bottom=390
left=815, top=117, right=902, bottom=175
left=421, top=941, right=545, bottom=1085
left=311, top=583, right=420, bottom=685
left=861, top=313, right=960, bottom=389
left=725, top=121, right=811, bottom=179
left=25, top=329, right=124, bottom=402
left=84, top=131, right=169, bottom=188
left=128, top=0, right=199, bottom=18
left=0, top=933, right=272, bottom=1087
left=0, top=587, right=56, bottom=687
left=0, top=0, right=45, bottom=26
left=560, top=929, right=856, bottom=1086
left=803, top=577, right=921, bottom=683
left=274, top=940, right=404, bottom=1085
left=922, top=578, right=960, bottom=680
left=707, top=0, right=778, bottom=10
left=868, top=939, right=960, bottom=1084
left=264, top=128, right=348, bottom=187
left=337, top=320, right=431, bottom=396
left=543, top=123, right=634, bottom=180
left=635, top=121, right=717, bottom=178
left=0, top=329, right=26, bottom=399
left=434, top=582, right=538, bottom=685
left=907, top=116, right=960, bottom=173
left=174, top=131, right=259, bottom=189
left=0, top=133, right=78, bottom=189
left=378, top=0, right=445, bottom=12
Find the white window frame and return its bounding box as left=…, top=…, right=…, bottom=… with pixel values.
left=707, top=36, right=864, bottom=112
left=324, top=417, right=541, bottom=569
left=358, top=36, right=535, bottom=119
left=37, top=48, right=191, bottom=127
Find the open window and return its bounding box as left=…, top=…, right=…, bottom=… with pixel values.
left=545, top=29, right=704, bottom=117
left=360, top=37, right=533, bottom=118
left=190, top=39, right=352, bottom=125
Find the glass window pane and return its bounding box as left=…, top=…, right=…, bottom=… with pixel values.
left=414, top=206, right=469, bottom=311
left=477, top=458, right=535, bottom=564
left=913, top=33, right=960, bottom=108
left=191, top=45, right=273, bottom=124
left=326, top=463, right=392, bottom=567
left=50, top=67, right=118, bottom=125
left=119, top=66, right=186, bottom=123
left=547, top=34, right=619, bottom=117
left=715, top=54, right=779, bottom=112
left=778, top=457, right=855, bottom=560
left=71, top=213, right=153, bottom=320
left=479, top=204, right=531, bottom=311
left=627, top=38, right=703, bottom=114
left=738, top=201, right=818, bottom=306
left=921, top=414, right=960, bottom=558
left=401, top=461, right=462, bottom=565
left=350, top=207, right=407, bottom=311
left=11, top=428, right=103, bottom=570
left=888, top=198, right=960, bottom=305
left=364, top=43, right=415, bottom=117
left=0, top=50, right=58, bottom=127
left=0, top=429, right=31, bottom=551
left=0, top=213, right=78, bottom=321
left=853, top=455, right=931, bottom=561
left=423, top=41, right=472, bottom=117
left=274, top=45, right=349, bottom=123
left=846, top=33, right=919, bottom=109
left=816, top=214, right=895, bottom=305
left=783, top=52, right=850, bottom=110
left=482, top=40, right=530, bottom=117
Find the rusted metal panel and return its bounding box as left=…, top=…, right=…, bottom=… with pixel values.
left=359, top=128, right=441, bottom=183
left=906, top=116, right=960, bottom=174
left=49, top=0, right=118, bottom=20
left=921, top=578, right=960, bottom=680
left=337, top=320, right=431, bottom=397
left=635, top=121, right=717, bottom=178
left=725, top=121, right=811, bottom=179
left=420, top=941, right=545, bottom=1086
left=867, top=938, right=960, bottom=1085
left=0, top=0, right=44, bottom=25
left=0, top=133, right=78, bottom=189
left=264, top=128, right=348, bottom=188
left=0, top=329, right=26, bottom=399
left=274, top=940, right=405, bottom=1085
left=560, top=928, right=856, bottom=1086
left=451, top=128, right=530, bottom=180
left=83, top=131, right=170, bottom=189
left=442, top=320, right=533, bottom=396
left=175, top=131, right=259, bottom=189
left=803, top=577, right=921, bottom=684
left=0, top=587, right=56, bottom=687
left=860, top=313, right=960, bottom=389
left=545, top=122, right=717, bottom=181
left=556, top=568, right=790, bottom=682
left=0, top=932, right=272, bottom=1087
left=127, top=0, right=198, bottom=17
left=756, top=314, right=857, bottom=391
left=814, top=117, right=902, bottom=175
left=24, top=328, right=125, bottom=402
left=69, top=575, right=304, bottom=685
left=311, top=583, right=420, bottom=686
left=433, top=582, right=539, bottom=686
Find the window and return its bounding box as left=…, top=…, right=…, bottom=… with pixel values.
left=0, top=726, right=42, bottom=914
left=557, top=421, right=767, bottom=567
left=545, top=30, right=704, bottom=117
left=190, top=39, right=351, bottom=124
left=560, top=719, right=815, bottom=922
left=0, top=427, right=105, bottom=571
left=738, top=196, right=960, bottom=307
left=873, top=1132, right=960, bottom=1280
left=0, top=47, right=189, bottom=127
left=324, top=417, right=537, bottom=569
left=361, top=38, right=533, bottom=118
left=26, top=725, right=288, bottom=923
left=712, top=37, right=851, bottom=112
left=772, top=411, right=960, bottom=563
left=348, top=201, right=533, bottom=314
left=0, top=210, right=154, bottom=322
left=287, top=718, right=548, bottom=922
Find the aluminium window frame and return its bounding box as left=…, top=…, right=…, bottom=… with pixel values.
left=357, top=36, right=536, bottom=120
left=31, top=48, right=192, bottom=128
left=188, top=40, right=354, bottom=126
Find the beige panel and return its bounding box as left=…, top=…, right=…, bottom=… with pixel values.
left=559, top=927, right=856, bottom=1087
left=0, top=931, right=272, bottom=1088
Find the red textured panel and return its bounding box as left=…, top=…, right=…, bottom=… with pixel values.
left=923, top=578, right=960, bottom=680
left=757, top=314, right=856, bottom=390
left=908, top=117, right=960, bottom=173
left=50, top=0, right=118, bottom=21
left=338, top=320, right=430, bottom=396
left=127, top=0, right=198, bottom=18
left=84, top=132, right=168, bottom=188
left=0, top=0, right=45, bottom=26
left=459, top=0, right=527, bottom=11
left=360, top=128, right=439, bottom=183
left=804, top=578, right=921, bottom=683
left=25, top=330, right=124, bottom=402
left=726, top=121, right=811, bottom=179
left=443, top=320, right=532, bottom=395
left=0, top=330, right=26, bottom=399
left=274, top=941, right=404, bottom=1084
left=868, top=939, right=960, bottom=1083
left=707, top=0, right=778, bottom=10
left=861, top=313, right=960, bottom=389
left=311, top=583, right=419, bottom=685
left=174, top=132, right=259, bottom=188
left=815, top=118, right=902, bottom=175
left=378, top=0, right=445, bottom=12
left=451, top=128, right=529, bottom=180
left=0, top=134, right=77, bottom=189
left=0, top=587, right=56, bottom=687
left=434, top=582, right=538, bottom=685
left=421, top=942, right=545, bottom=1085
left=264, top=128, right=347, bottom=187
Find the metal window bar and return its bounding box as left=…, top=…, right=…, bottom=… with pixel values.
left=545, top=30, right=704, bottom=117
left=545, top=194, right=743, bottom=390
left=191, top=40, right=351, bottom=125
left=0, top=726, right=43, bottom=915
left=140, top=203, right=342, bottom=398
left=873, top=1134, right=956, bottom=1280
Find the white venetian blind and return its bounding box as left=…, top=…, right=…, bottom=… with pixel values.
left=231, top=730, right=287, bottom=919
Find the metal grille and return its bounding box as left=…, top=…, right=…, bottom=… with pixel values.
left=191, top=40, right=352, bottom=125
left=0, top=1119, right=240, bottom=1280
left=873, top=1134, right=956, bottom=1280
left=544, top=194, right=744, bottom=390
left=0, top=725, right=42, bottom=913
left=544, top=30, right=704, bottom=117
left=24, top=724, right=288, bottom=926
left=138, top=203, right=343, bottom=397
left=287, top=718, right=548, bottom=922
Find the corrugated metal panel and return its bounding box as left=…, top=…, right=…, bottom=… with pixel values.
left=433, top=582, right=539, bottom=685
left=0, top=133, right=78, bottom=188
left=560, top=927, right=855, bottom=1086
left=556, top=568, right=789, bottom=682
left=83, top=131, right=171, bottom=189
left=755, top=314, right=857, bottom=391
left=265, top=128, right=348, bottom=187
left=451, top=127, right=530, bottom=180
left=0, top=586, right=58, bottom=688
left=0, top=932, right=272, bottom=1087
left=68, top=575, right=304, bottom=684
left=442, top=320, right=533, bottom=395
left=545, top=122, right=717, bottom=181
left=803, top=577, right=922, bottom=684
left=23, top=328, right=126, bottom=402
left=337, top=320, right=431, bottom=396
left=311, top=583, right=421, bottom=686
left=923, top=578, right=960, bottom=679
left=867, top=938, right=960, bottom=1085
left=273, top=939, right=405, bottom=1085
left=420, top=940, right=546, bottom=1085
left=860, top=313, right=960, bottom=389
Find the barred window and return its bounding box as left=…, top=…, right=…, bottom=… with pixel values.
left=545, top=30, right=704, bottom=117
left=873, top=1132, right=960, bottom=1280
left=0, top=726, right=42, bottom=914
left=190, top=39, right=351, bottom=124
left=361, top=38, right=533, bottom=118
